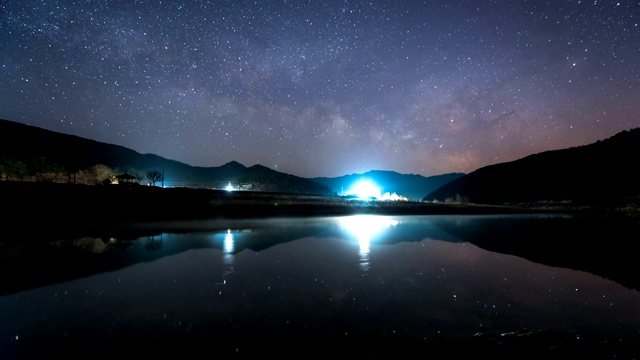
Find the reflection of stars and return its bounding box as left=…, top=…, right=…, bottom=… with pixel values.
left=2, top=1, right=639, bottom=178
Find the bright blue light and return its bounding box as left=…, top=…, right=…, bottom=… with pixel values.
left=224, top=229, right=234, bottom=253
left=348, top=180, right=381, bottom=200
left=339, top=215, right=399, bottom=271
left=339, top=215, right=399, bottom=242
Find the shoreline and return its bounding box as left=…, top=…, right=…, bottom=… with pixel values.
left=3, top=181, right=640, bottom=296
left=2, top=181, right=637, bottom=241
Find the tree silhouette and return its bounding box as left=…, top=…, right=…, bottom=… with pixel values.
left=147, top=170, right=164, bottom=186
left=0, top=154, right=28, bottom=180
left=32, top=157, right=64, bottom=182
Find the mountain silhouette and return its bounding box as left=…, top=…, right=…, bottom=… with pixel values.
left=0, top=119, right=329, bottom=194
left=423, top=128, right=640, bottom=205
left=0, top=118, right=466, bottom=198
left=313, top=170, right=464, bottom=201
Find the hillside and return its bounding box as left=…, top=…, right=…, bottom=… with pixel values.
left=423, top=128, right=640, bottom=206
left=0, top=119, right=330, bottom=195
left=313, top=170, right=464, bottom=201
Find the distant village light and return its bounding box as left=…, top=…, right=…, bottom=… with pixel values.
left=350, top=180, right=381, bottom=200
left=344, top=179, right=408, bottom=201
left=225, top=182, right=235, bottom=191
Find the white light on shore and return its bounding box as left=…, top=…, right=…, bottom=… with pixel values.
left=349, top=180, right=381, bottom=200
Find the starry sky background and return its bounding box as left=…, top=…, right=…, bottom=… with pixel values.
left=1, top=1, right=639, bottom=178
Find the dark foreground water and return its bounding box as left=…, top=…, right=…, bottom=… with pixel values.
left=1, top=214, right=639, bottom=358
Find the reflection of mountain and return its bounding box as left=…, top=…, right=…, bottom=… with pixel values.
left=0, top=234, right=171, bottom=296
left=2, top=215, right=639, bottom=296
left=230, top=215, right=462, bottom=252
left=0, top=216, right=456, bottom=296
left=427, top=214, right=640, bottom=291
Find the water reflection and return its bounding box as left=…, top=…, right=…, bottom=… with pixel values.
left=224, top=229, right=234, bottom=254
left=338, top=215, right=399, bottom=272
left=145, top=234, right=163, bottom=251
left=1, top=214, right=640, bottom=358
left=3, top=214, right=640, bottom=297
left=222, top=229, right=234, bottom=283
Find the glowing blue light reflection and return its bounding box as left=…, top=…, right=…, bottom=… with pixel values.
left=338, top=215, right=399, bottom=272
left=213, top=229, right=235, bottom=287
left=224, top=229, right=234, bottom=254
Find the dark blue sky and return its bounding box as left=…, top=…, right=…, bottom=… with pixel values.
left=2, top=0, right=639, bottom=177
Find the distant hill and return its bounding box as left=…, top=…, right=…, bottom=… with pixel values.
left=0, top=119, right=330, bottom=195
left=423, top=128, right=640, bottom=205
left=312, top=170, right=465, bottom=201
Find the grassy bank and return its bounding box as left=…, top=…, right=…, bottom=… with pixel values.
left=0, top=181, right=536, bottom=232
left=5, top=180, right=636, bottom=241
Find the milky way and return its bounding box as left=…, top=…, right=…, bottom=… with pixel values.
left=1, top=1, right=639, bottom=177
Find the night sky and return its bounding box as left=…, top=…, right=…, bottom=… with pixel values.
left=2, top=1, right=639, bottom=178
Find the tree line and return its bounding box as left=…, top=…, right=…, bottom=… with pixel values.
left=0, top=154, right=163, bottom=186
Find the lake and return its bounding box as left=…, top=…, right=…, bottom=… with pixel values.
left=1, top=214, right=639, bottom=358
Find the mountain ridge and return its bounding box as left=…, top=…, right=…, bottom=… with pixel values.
left=0, top=119, right=330, bottom=194
left=313, top=170, right=464, bottom=201
left=423, top=127, right=640, bottom=205
left=0, top=119, right=456, bottom=197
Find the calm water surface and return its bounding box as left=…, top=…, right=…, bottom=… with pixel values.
left=1, top=214, right=639, bottom=358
